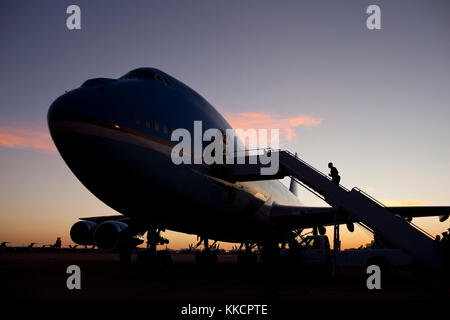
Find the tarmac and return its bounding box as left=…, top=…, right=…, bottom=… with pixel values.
left=0, top=251, right=449, bottom=301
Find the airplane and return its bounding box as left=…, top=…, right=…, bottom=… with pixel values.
left=0, top=240, right=84, bottom=252
left=179, top=244, right=200, bottom=254
left=207, top=241, right=226, bottom=254
left=0, top=242, right=40, bottom=252
left=0, top=242, right=8, bottom=250
left=27, top=242, right=38, bottom=248
left=47, top=67, right=450, bottom=270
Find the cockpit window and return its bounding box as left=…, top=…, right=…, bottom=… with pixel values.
left=121, top=68, right=173, bottom=88
left=122, top=69, right=156, bottom=80
left=81, top=78, right=115, bottom=87
left=156, top=74, right=174, bottom=88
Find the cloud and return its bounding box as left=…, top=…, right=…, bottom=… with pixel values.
left=381, top=200, right=430, bottom=206
left=224, top=113, right=322, bottom=144
left=0, top=126, right=56, bottom=153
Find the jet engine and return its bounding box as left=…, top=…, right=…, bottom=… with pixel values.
left=93, top=220, right=130, bottom=251
left=70, top=220, right=98, bottom=245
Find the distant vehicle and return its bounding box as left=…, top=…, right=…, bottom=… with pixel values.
left=52, top=237, right=62, bottom=248
left=281, top=235, right=413, bottom=270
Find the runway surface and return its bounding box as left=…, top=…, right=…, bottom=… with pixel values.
left=0, top=251, right=449, bottom=301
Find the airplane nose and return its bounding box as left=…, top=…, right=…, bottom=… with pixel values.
left=48, top=92, right=79, bottom=156
left=47, top=88, right=101, bottom=156
left=47, top=91, right=82, bottom=125
left=48, top=78, right=117, bottom=126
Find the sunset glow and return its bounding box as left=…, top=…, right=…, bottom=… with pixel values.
left=0, top=126, right=56, bottom=153
left=224, top=113, right=322, bottom=143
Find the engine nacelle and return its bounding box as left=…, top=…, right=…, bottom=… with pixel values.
left=70, top=220, right=98, bottom=245
left=94, top=220, right=130, bottom=251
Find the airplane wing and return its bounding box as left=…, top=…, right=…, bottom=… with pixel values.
left=270, top=204, right=450, bottom=229
left=270, top=205, right=342, bottom=229
left=79, top=215, right=129, bottom=224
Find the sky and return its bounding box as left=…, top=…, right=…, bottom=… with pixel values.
left=0, top=0, right=449, bottom=249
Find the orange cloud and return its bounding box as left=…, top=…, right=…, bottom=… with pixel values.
left=224, top=113, right=322, bottom=143
left=0, top=126, right=56, bottom=153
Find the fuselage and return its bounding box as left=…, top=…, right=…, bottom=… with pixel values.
left=48, top=68, right=300, bottom=242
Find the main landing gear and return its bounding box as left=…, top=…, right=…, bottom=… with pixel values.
left=135, top=227, right=172, bottom=276
left=237, top=242, right=258, bottom=265
left=194, top=237, right=218, bottom=265
left=260, top=237, right=281, bottom=298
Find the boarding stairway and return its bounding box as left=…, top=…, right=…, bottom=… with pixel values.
left=214, top=149, right=445, bottom=272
